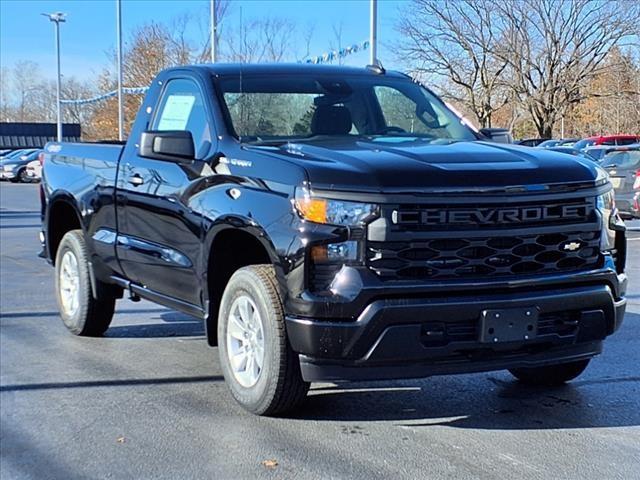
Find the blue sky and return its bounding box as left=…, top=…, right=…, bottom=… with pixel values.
left=1, top=0, right=408, bottom=82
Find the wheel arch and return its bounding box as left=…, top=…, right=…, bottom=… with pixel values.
left=46, top=194, right=85, bottom=265
left=203, top=220, right=283, bottom=346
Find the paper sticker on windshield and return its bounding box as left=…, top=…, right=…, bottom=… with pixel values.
left=157, top=94, right=195, bottom=130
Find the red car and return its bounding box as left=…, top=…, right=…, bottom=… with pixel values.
left=575, top=134, right=640, bottom=151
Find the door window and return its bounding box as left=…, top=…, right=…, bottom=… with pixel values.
left=152, top=78, right=212, bottom=159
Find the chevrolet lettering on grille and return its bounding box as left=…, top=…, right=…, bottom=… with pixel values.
left=393, top=204, right=594, bottom=226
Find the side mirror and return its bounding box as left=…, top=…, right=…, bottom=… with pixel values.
left=139, top=130, right=195, bottom=162
left=480, top=128, right=513, bottom=144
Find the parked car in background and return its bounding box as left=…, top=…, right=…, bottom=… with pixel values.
left=599, top=145, right=640, bottom=219
left=633, top=166, right=640, bottom=218
left=574, top=135, right=640, bottom=151
left=537, top=138, right=580, bottom=148
left=537, top=139, right=561, bottom=148
left=547, top=146, right=598, bottom=162
left=584, top=145, right=621, bottom=162
left=632, top=191, right=639, bottom=219
left=558, top=138, right=580, bottom=147
left=0, top=148, right=34, bottom=162
left=0, top=149, right=41, bottom=182
left=0, top=149, right=17, bottom=160
left=515, top=138, right=549, bottom=147
left=25, top=154, right=43, bottom=182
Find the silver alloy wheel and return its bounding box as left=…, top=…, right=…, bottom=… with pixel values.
left=226, top=295, right=265, bottom=388
left=59, top=250, right=80, bottom=317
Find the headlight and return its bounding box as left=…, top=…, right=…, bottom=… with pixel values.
left=294, top=188, right=378, bottom=226
left=597, top=190, right=615, bottom=213
left=596, top=190, right=619, bottom=250
left=594, top=166, right=609, bottom=186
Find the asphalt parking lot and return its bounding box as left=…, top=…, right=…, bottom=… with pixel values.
left=1, top=182, right=639, bottom=480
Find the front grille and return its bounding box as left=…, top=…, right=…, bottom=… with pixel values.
left=367, top=230, right=601, bottom=281
left=392, top=198, right=595, bottom=231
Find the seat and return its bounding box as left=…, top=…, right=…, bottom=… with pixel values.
left=310, top=105, right=352, bottom=135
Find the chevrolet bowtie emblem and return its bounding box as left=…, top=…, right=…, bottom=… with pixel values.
left=563, top=241, right=581, bottom=251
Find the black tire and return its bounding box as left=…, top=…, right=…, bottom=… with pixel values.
left=55, top=230, right=116, bottom=336
left=509, top=359, right=590, bottom=386
left=18, top=168, right=30, bottom=183
left=217, top=265, right=309, bottom=415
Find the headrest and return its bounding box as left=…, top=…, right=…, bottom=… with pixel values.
left=310, top=105, right=352, bottom=135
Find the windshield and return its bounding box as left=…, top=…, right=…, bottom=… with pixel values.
left=4, top=150, right=29, bottom=159
left=216, top=74, right=477, bottom=144
left=574, top=139, right=594, bottom=150
left=20, top=150, right=40, bottom=161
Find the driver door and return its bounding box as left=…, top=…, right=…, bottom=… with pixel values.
left=116, top=76, right=215, bottom=307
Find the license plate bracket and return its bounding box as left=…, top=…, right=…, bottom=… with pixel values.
left=479, top=307, right=538, bottom=343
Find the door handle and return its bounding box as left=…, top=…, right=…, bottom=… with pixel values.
left=127, top=174, right=144, bottom=187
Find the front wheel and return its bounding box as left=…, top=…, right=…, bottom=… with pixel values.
left=218, top=265, right=309, bottom=415
left=55, top=230, right=116, bottom=336
left=509, top=359, right=590, bottom=386
left=18, top=168, right=30, bottom=183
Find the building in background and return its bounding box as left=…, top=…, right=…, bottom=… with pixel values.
left=0, top=123, right=81, bottom=149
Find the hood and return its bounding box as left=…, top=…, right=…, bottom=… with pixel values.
left=251, top=138, right=599, bottom=193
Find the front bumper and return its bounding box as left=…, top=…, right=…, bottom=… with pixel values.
left=287, top=283, right=626, bottom=382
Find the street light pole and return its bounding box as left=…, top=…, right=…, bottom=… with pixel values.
left=42, top=12, right=66, bottom=142
left=210, top=0, right=217, bottom=63
left=116, top=0, right=124, bottom=141
left=369, top=0, right=377, bottom=65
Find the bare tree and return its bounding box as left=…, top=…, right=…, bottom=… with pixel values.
left=224, top=17, right=296, bottom=62
left=329, top=22, right=345, bottom=65
left=193, top=0, right=231, bottom=62
left=569, top=47, right=640, bottom=135
left=62, top=77, right=96, bottom=127
left=11, top=61, right=45, bottom=122
left=497, top=0, right=639, bottom=137
left=0, top=66, right=13, bottom=122
left=298, top=21, right=316, bottom=63
left=396, top=0, right=510, bottom=128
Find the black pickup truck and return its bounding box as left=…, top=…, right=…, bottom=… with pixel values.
left=41, top=64, right=628, bottom=415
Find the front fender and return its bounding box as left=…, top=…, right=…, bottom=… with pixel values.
left=194, top=179, right=298, bottom=267
left=192, top=179, right=303, bottom=343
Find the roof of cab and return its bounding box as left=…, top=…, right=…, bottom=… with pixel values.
left=169, top=63, right=407, bottom=78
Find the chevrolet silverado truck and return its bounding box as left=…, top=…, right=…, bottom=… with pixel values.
left=40, top=64, right=628, bottom=415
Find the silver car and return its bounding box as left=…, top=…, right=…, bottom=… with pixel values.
left=600, top=145, right=640, bottom=219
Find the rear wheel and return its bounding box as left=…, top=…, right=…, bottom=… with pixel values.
left=55, top=230, right=116, bottom=336
left=509, top=359, right=590, bottom=386
left=218, top=265, right=309, bottom=415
